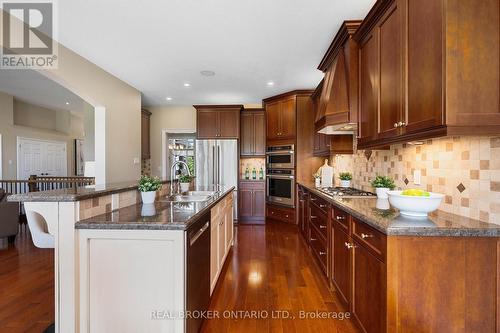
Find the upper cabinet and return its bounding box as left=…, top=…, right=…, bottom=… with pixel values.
left=355, top=0, right=500, bottom=149
left=263, top=93, right=298, bottom=144
left=315, top=21, right=362, bottom=134
left=195, top=105, right=242, bottom=139
left=240, top=108, right=266, bottom=156
left=141, top=109, right=151, bottom=159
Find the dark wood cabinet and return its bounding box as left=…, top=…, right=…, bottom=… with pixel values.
left=141, top=109, right=151, bottom=159
left=354, top=0, right=500, bottom=149
left=331, top=218, right=351, bottom=306
left=194, top=105, right=242, bottom=139
left=266, top=204, right=295, bottom=224
left=264, top=96, right=296, bottom=143
left=297, top=186, right=309, bottom=241
left=313, top=133, right=331, bottom=157
left=239, top=181, right=265, bottom=223
left=240, top=109, right=265, bottom=156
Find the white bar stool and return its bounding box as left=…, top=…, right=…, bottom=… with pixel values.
left=26, top=211, right=55, bottom=249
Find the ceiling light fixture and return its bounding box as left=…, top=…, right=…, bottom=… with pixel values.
left=65, top=102, right=70, bottom=105
left=183, top=83, right=191, bottom=87
left=267, top=81, right=275, bottom=86
left=200, top=70, right=215, bottom=77
left=166, top=97, right=172, bottom=101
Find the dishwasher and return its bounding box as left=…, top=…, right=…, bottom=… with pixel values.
left=186, top=211, right=211, bottom=333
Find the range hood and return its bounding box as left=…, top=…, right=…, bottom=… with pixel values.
left=314, top=20, right=361, bottom=136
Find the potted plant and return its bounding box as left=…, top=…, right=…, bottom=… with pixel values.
left=371, top=175, right=396, bottom=199
left=338, top=172, right=353, bottom=188
left=138, top=175, right=162, bottom=204
left=178, top=174, right=193, bottom=193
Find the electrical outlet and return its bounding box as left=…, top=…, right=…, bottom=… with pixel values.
left=413, top=169, right=421, bottom=185
left=133, top=157, right=140, bottom=164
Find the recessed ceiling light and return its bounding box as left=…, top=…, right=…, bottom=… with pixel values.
left=267, top=81, right=274, bottom=86
left=183, top=83, right=191, bottom=87
left=200, top=70, right=215, bottom=77
left=65, top=102, right=70, bottom=105
left=166, top=97, right=172, bottom=101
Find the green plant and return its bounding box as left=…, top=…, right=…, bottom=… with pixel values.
left=138, top=175, right=162, bottom=192
left=371, top=175, right=395, bottom=190
left=339, top=172, right=352, bottom=181
left=179, top=174, right=194, bottom=183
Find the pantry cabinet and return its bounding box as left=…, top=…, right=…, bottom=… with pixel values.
left=195, top=105, right=242, bottom=139
left=355, top=0, right=500, bottom=149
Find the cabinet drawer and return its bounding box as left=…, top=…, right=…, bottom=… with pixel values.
left=266, top=204, right=295, bottom=223
left=309, top=224, right=327, bottom=273
left=309, top=194, right=329, bottom=214
left=332, top=207, right=350, bottom=232
left=309, top=203, right=327, bottom=240
left=352, top=218, right=386, bottom=261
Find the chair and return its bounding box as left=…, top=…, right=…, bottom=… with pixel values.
left=0, top=189, right=20, bottom=243
left=26, top=211, right=55, bottom=249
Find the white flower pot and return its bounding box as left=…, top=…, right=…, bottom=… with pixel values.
left=376, top=187, right=390, bottom=199
left=141, top=203, right=156, bottom=216
left=141, top=191, right=156, bottom=204
left=340, top=180, right=351, bottom=188
left=314, top=178, right=321, bottom=188
left=375, top=198, right=390, bottom=210
left=180, top=182, right=190, bottom=193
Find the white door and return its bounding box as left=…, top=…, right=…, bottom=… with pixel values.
left=18, top=137, right=67, bottom=179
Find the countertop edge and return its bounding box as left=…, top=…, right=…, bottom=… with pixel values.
left=298, top=182, right=500, bottom=238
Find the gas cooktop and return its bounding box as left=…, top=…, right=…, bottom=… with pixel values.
left=318, top=187, right=376, bottom=198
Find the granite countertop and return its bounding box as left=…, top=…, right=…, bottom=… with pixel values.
left=75, top=185, right=234, bottom=231
left=299, top=182, right=500, bottom=237
left=7, top=179, right=171, bottom=202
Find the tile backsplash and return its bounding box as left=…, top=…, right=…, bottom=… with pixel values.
left=331, top=136, right=500, bottom=224
left=240, top=158, right=265, bottom=180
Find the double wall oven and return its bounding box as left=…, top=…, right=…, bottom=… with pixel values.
left=266, top=145, right=295, bottom=207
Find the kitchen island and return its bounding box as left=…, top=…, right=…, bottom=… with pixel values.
left=8, top=182, right=235, bottom=333
left=298, top=182, right=500, bottom=333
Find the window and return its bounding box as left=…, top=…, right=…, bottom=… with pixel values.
left=167, top=134, right=195, bottom=179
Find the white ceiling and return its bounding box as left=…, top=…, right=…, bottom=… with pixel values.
left=57, top=0, right=375, bottom=106
left=0, top=69, right=87, bottom=113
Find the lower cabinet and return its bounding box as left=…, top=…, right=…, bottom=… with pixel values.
left=266, top=204, right=295, bottom=223
left=239, top=181, right=265, bottom=223
left=331, top=220, right=351, bottom=306
left=297, top=186, right=309, bottom=241
left=210, top=192, right=234, bottom=294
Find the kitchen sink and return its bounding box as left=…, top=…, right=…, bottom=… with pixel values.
left=187, top=191, right=216, bottom=196
left=162, top=194, right=212, bottom=202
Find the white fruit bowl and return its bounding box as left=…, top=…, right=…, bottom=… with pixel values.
left=387, top=191, right=444, bottom=218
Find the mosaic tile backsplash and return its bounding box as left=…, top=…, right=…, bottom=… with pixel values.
left=331, top=136, right=500, bottom=224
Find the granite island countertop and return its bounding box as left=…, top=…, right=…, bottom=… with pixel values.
left=7, top=179, right=171, bottom=202
left=299, top=182, right=500, bottom=237
left=75, top=185, right=234, bottom=231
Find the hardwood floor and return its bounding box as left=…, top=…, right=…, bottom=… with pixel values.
left=0, top=230, right=54, bottom=333
left=202, top=222, right=360, bottom=333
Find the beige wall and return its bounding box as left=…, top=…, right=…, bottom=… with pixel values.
left=331, top=136, right=500, bottom=224
left=147, top=106, right=196, bottom=177
left=0, top=91, right=84, bottom=179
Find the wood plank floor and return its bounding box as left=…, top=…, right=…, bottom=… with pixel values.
left=202, top=221, right=360, bottom=333
left=0, top=230, right=54, bottom=333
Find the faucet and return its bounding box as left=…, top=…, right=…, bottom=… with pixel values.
left=170, top=160, right=191, bottom=195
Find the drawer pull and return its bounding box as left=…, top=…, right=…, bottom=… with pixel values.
left=319, top=225, right=327, bottom=229
left=336, top=215, right=346, bottom=220
left=310, top=197, right=317, bottom=201
left=361, top=233, right=373, bottom=239
left=285, top=215, right=289, bottom=218
left=344, top=242, right=356, bottom=249
left=319, top=204, right=327, bottom=208
left=311, top=238, right=317, bottom=241
left=310, top=215, right=317, bottom=219
left=271, top=211, right=274, bottom=214
left=319, top=251, right=326, bottom=256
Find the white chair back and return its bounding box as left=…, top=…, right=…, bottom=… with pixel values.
left=26, top=211, right=55, bottom=249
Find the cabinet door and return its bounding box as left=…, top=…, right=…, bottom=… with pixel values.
left=352, top=241, right=386, bottom=333
left=218, top=110, right=239, bottom=138
left=266, top=101, right=281, bottom=140
left=141, top=112, right=150, bottom=159
left=279, top=97, right=296, bottom=139
left=298, top=194, right=305, bottom=234
left=210, top=217, right=219, bottom=293
left=218, top=216, right=226, bottom=267
left=332, top=223, right=351, bottom=306
left=252, top=189, right=265, bottom=218
left=197, top=110, right=219, bottom=139
left=253, top=112, right=266, bottom=155
left=405, top=0, right=444, bottom=133
left=378, top=2, right=403, bottom=139
left=239, top=189, right=253, bottom=218
left=240, top=113, right=254, bottom=156
left=358, top=33, right=379, bottom=144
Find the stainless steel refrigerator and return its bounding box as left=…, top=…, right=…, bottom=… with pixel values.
left=195, top=140, right=238, bottom=218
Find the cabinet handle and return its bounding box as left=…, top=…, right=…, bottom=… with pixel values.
left=398, top=121, right=406, bottom=127
left=361, top=233, right=373, bottom=239
left=394, top=122, right=398, bottom=128
left=319, top=225, right=327, bottom=229
left=336, top=215, right=346, bottom=220
left=319, top=251, right=326, bottom=256
left=311, top=238, right=317, bottom=241
left=310, top=198, right=317, bottom=201
left=319, top=204, right=327, bottom=208
left=285, top=214, right=289, bottom=218
left=310, top=215, right=317, bottom=219
left=344, top=242, right=356, bottom=249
